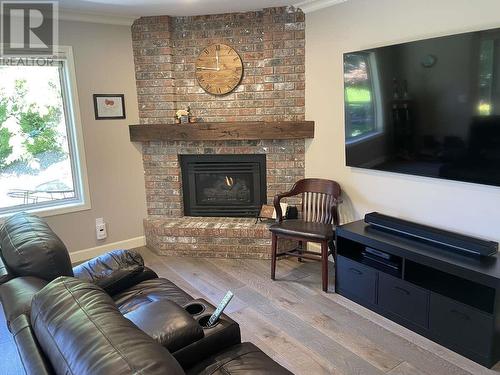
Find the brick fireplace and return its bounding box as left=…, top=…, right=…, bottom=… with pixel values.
left=132, top=6, right=307, bottom=258
left=142, top=139, right=304, bottom=258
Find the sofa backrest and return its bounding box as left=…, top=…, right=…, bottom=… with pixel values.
left=0, top=212, right=73, bottom=281
left=31, top=276, right=185, bottom=375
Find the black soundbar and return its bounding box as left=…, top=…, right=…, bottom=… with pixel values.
left=364, top=212, right=498, bottom=257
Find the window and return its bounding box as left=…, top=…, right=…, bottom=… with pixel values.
left=0, top=47, right=89, bottom=217
left=344, top=52, right=381, bottom=142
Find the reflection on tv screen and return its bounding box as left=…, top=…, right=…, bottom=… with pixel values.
left=344, top=27, right=500, bottom=187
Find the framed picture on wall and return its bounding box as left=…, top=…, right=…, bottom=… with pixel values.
left=93, top=94, right=126, bottom=120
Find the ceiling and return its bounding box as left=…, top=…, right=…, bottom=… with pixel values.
left=57, top=0, right=304, bottom=18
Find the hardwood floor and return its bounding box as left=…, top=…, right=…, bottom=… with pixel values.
left=137, top=247, right=500, bottom=375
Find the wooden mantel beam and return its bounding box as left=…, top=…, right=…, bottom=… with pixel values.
left=129, top=121, right=314, bottom=142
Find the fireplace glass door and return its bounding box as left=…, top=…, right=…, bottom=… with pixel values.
left=180, top=154, right=266, bottom=217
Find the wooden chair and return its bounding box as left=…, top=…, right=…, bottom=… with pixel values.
left=269, top=178, right=341, bottom=292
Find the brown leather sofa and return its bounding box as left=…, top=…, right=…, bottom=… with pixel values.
left=0, top=213, right=292, bottom=374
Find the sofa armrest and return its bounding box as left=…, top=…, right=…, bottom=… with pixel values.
left=0, top=276, right=49, bottom=331
left=73, top=249, right=150, bottom=295
left=11, top=315, right=54, bottom=375
left=125, top=299, right=204, bottom=352
left=0, top=254, right=14, bottom=285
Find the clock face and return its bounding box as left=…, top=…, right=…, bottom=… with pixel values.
left=195, top=44, right=243, bottom=95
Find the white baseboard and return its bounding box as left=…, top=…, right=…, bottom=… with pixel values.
left=70, top=236, right=146, bottom=263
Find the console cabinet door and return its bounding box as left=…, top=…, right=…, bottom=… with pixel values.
left=336, top=255, right=377, bottom=304
left=378, top=273, right=429, bottom=328
left=429, top=293, right=493, bottom=358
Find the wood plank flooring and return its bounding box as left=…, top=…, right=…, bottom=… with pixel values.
left=137, top=247, right=500, bottom=375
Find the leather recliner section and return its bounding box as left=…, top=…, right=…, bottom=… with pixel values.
left=0, top=212, right=73, bottom=281
left=73, top=249, right=158, bottom=295
left=0, top=213, right=296, bottom=375
left=31, top=277, right=185, bottom=375
left=113, top=277, right=194, bottom=314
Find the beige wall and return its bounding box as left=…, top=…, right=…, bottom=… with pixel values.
left=305, top=0, right=500, bottom=241
left=45, top=20, right=146, bottom=253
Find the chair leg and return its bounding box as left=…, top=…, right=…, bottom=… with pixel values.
left=321, top=240, right=328, bottom=292
left=271, top=233, right=277, bottom=280
left=298, top=240, right=304, bottom=262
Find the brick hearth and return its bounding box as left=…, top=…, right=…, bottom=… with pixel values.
left=144, top=217, right=272, bottom=259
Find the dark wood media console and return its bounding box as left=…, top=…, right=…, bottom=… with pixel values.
left=335, top=220, right=500, bottom=367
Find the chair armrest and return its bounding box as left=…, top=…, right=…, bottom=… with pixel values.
left=73, top=249, right=147, bottom=295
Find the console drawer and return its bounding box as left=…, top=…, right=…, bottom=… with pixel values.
left=429, top=293, right=493, bottom=357
left=337, top=255, right=377, bottom=304
left=378, top=273, right=429, bottom=328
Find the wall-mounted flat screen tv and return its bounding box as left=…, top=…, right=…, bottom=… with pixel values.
left=344, top=27, right=500, bottom=187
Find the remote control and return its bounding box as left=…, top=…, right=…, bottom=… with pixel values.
left=208, top=291, right=234, bottom=327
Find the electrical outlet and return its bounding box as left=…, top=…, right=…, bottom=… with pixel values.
left=95, top=218, right=107, bottom=240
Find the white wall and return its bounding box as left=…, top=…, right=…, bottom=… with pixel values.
left=305, top=0, right=500, bottom=241
left=44, top=20, right=147, bottom=253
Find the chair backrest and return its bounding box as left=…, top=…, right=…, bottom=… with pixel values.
left=288, top=179, right=341, bottom=225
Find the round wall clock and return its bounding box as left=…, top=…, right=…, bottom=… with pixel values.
left=195, top=43, right=243, bottom=95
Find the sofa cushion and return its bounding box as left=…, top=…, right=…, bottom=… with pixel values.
left=113, top=277, right=193, bottom=314
left=125, top=299, right=204, bottom=352
left=0, top=213, right=73, bottom=281
left=31, top=276, right=185, bottom=375
left=186, top=342, right=293, bottom=375
left=0, top=276, right=48, bottom=331
left=73, top=249, right=157, bottom=295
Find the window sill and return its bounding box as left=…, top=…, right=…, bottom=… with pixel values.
left=346, top=131, right=384, bottom=147
left=0, top=201, right=91, bottom=221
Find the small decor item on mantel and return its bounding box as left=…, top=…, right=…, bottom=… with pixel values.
left=93, top=94, right=125, bottom=120
left=175, top=106, right=193, bottom=124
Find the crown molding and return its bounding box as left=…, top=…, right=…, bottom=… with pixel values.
left=294, top=0, right=348, bottom=13
left=59, top=9, right=137, bottom=26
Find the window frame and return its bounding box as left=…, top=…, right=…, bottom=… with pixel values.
left=344, top=51, right=384, bottom=146
left=0, top=45, right=91, bottom=219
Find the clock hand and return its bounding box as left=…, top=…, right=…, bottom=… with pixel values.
left=216, top=49, right=220, bottom=71
left=197, top=66, right=218, bottom=71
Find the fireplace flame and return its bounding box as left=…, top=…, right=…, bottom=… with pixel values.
left=225, top=176, right=234, bottom=189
